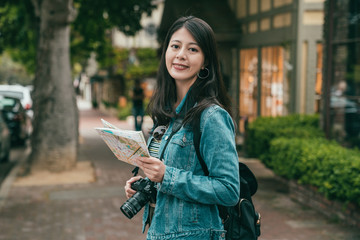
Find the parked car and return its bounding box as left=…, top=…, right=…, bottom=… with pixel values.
left=0, top=107, right=11, bottom=162
left=0, top=84, right=33, bottom=119
left=0, top=95, right=31, bottom=145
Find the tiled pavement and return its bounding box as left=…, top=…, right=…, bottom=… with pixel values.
left=0, top=99, right=359, bottom=240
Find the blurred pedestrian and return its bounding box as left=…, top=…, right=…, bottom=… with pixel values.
left=124, top=16, right=240, bottom=239
left=131, top=79, right=145, bottom=131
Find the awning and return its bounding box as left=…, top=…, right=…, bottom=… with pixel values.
left=158, top=0, right=240, bottom=44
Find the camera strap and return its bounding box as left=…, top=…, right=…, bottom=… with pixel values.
left=132, top=89, right=196, bottom=177
left=131, top=117, right=183, bottom=177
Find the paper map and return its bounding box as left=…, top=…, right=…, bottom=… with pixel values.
left=95, top=119, right=149, bottom=166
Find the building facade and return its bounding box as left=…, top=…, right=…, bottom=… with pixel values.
left=158, top=0, right=360, bottom=147
left=159, top=0, right=325, bottom=134
left=227, top=0, right=324, bottom=132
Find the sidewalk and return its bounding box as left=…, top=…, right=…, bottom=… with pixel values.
left=0, top=99, right=359, bottom=240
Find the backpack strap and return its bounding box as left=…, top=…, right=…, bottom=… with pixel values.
left=193, top=115, right=229, bottom=220
left=193, top=115, right=209, bottom=176
left=193, top=113, right=258, bottom=196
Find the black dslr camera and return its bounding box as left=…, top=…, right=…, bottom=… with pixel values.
left=120, top=178, right=156, bottom=219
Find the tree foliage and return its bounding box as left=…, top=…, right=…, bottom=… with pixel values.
left=0, top=0, right=37, bottom=73
left=0, top=0, right=156, bottom=172
left=0, top=52, right=33, bottom=85
left=114, top=47, right=159, bottom=80
left=0, top=0, right=156, bottom=74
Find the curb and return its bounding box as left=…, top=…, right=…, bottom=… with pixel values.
left=288, top=180, right=360, bottom=228
left=0, top=145, right=31, bottom=211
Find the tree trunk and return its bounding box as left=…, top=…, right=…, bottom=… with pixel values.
left=29, top=0, right=78, bottom=172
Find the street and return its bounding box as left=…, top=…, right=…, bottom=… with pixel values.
left=0, top=99, right=359, bottom=240
left=0, top=144, right=28, bottom=187
left=0, top=101, right=147, bottom=240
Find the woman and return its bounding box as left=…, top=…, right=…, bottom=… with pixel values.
left=125, top=16, right=240, bottom=240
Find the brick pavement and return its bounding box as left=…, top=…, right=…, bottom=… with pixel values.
left=0, top=99, right=359, bottom=240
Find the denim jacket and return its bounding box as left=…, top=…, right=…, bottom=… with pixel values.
left=143, top=95, right=240, bottom=240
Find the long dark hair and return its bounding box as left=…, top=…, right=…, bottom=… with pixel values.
left=148, top=16, right=232, bottom=126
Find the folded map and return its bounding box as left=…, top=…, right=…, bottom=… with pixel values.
left=95, top=119, right=149, bottom=166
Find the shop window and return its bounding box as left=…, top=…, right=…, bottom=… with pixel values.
left=300, top=41, right=308, bottom=113
left=260, top=18, right=271, bottom=31
left=239, top=47, right=290, bottom=132
left=248, top=21, right=258, bottom=33
left=327, top=0, right=360, bottom=148
left=330, top=41, right=360, bottom=147
left=315, top=43, right=323, bottom=113
left=261, top=0, right=271, bottom=12
left=261, top=46, right=289, bottom=117
left=239, top=49, right=258, bottom=133
left=249, top=0, right=258, bottom=15
left=303, top=11, right=324, bottom=25
left=273, top=12, right=292, bottom=28
left=237, top=0, right=247, bottom=18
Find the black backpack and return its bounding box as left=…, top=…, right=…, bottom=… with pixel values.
left=193, top=118, right=261, bottom=240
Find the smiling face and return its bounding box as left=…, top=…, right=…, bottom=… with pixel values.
left=165, top=27, right=205, bottom=88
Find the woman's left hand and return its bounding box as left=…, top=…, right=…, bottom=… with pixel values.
left=134, top=156, right=166, bottom=183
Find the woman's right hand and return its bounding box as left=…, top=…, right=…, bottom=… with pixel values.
left=124, top=175, right=143, bottom=199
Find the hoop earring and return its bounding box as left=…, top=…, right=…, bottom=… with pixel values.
left=197, top=67, right=209, bottom=79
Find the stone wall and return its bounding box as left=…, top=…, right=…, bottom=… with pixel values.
left=288, top=180, right=360, bottom=228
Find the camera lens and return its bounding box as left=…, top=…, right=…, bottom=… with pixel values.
left=120, top=191, right=150, bottom=219
left=120, top=202, right=137, bottom=219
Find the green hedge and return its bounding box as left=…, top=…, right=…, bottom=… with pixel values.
left=117, top=99, right=149, bottom=120
left=245, top=114, right=360, bottom=206
left=117, top=102, right=132, bottom=120
left=269, top=137, right=360, bottom=205
left=245, top=114, right=323, bottom=160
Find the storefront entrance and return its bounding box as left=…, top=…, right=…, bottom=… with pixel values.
left=239, top=46, right=290, bottom=133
